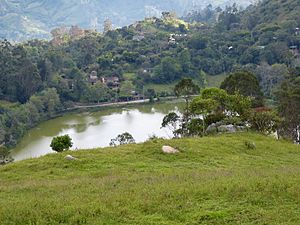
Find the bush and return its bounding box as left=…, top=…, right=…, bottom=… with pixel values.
left=205, top=113, right=226, bottom=126
left=0, top=147, right=14, bottom=165
left=50, top=135, right=73, bottom=152
left=249, top=111, right=280, bottom=134
left=110, top=132, right=135, bottom=147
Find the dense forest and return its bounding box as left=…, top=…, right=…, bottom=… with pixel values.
left=0, top=0, right=300, bottom=153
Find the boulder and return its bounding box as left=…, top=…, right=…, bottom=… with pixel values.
left=162, top=146, right=179, bottom=154
left=206, top=123, right=218, bottom=134
left=218, top=124, right=237, bottom=133
left=65, top=155, right=78, bottom=161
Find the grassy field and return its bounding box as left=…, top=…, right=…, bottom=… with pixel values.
left=206, top=74, right=229, bottom=87
left=1, top=133, right=300, bottom=224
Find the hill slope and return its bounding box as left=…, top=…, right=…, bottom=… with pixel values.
left=0, top=0, right=252, bottom=41
left=1, top=133, right=300, bottom=224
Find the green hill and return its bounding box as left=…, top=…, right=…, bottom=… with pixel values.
left=0, top=0, right=252, bottom=41
left=1, top=133, right=300, bottom=224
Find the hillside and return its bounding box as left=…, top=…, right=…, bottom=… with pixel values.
left=0, top=0, right=252, bottom=41
left=245, top=0, right=300, bottom=25
left=1, top=133, right=300, bottom=224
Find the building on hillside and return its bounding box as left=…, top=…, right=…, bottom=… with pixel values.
left=88, top=71, right=99, bottom=85
left=102, top=76, right=120, bottom=89
left=290, top=46, right=299, bottom=57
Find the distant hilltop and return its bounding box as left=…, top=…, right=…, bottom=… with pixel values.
left=0, top=0, right=253, bottom=42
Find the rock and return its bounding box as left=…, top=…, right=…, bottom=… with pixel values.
left=245, top=141, right=256, bottom=150
left=65, top=155, right=78, bottom=161
left=162, top=146, right=179, bottom=154
left=206, top=123, right=218, bottom=134
left=218, top=124, right=237, bottom=133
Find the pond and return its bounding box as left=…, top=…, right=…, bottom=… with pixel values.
left=11, top=102, right=182, bottom=161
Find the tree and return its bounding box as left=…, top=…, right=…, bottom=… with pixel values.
left=188, top=35, right=208, bottom=50
left=174, top=78, right=200, bottom=121
left=190, top=97, right=218, bottom=134
left=275, top=73, right=300, bottom=143
left=119, top=81, right=134, bottom=101
left=190, top=88, right=251, bottom=135
left=154, top=57, right=181, bottom=83
left=86, top=83, right=111, bottom=103
left=249, top=111, right=280, bottom=135
left=221, top=71, right=264, bottom=107
left=109, top=132, right=135, bottom=147
left=50, top=135, right=73, bottom=152
left=161, top=112, right=181, bottom=138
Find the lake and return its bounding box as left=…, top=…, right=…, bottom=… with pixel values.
left=11, top=102, right=182, bottom=161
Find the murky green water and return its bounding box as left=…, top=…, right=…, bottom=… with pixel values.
left=11, top=102, right=182, bottom=161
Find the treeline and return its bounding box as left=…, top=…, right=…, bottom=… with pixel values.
left=0, top=88, right=61, bottom=148
left=1, top=0, right=299, bottom=103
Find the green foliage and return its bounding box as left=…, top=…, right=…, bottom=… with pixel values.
left=161, top=112, right=180, bottom=137
left=50, top=135, right=73, bottom=152
left=249, top=111, right=280, bottom=134
left=275, top=72, right=300, bottom=142
left=0, top=146, right=14, bottom=165
left=0, top=88, right=61, bottom=148
left=174, top=78, right=200, bottom=99
left=154, top=57, right=181, bottom=83
left=109, top=132, right=135, bottom=147
left=119, top=81, right=135, bottom=100
left=220, top=71, right=264, bottom=107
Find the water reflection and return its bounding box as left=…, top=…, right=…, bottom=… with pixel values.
left=11, top=102, right=182, bottom=161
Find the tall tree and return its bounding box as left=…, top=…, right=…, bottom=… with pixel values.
left=221, top=71, right=264, bottom=107
left=275, top=72, right=300, bottom=143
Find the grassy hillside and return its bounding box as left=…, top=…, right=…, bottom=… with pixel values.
left=1, top=133, right=300, bottom=224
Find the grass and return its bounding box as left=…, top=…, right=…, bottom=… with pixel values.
left=0, top=100, right=19, bottom=108
left=206, top=74, right=229, bottom=87
left=144, top=83, right=176, bottom=95
left=1, top=133, right=300, bottom=224
left=123, top=72, right=137, bottom=81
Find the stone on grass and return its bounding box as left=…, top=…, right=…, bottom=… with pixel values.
left=218, top=124, right=237, bottom=133
left=65, top=155, right=78, bottom=161
left=162, top=146, right=179, bottom=154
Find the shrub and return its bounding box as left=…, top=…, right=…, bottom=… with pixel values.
left=110, top=132, right=135, bottom=147
left=50, top=135, right=73, bottom=152
left=249, top=111, right=280, bottom=134
left=0, top=147, right=14, bottom=165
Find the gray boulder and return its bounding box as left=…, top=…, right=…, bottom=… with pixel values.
left=206, top=123, right=218, bottom=134
left=218, top=124, right=237, bottom=133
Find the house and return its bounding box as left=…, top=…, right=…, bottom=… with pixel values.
left=289, top=46, right=299, bottom=57
left=168, top=34, right=177, bottom=45
left=104, top=76, right=120, bottom=89
left=142, top=68, right=155, bottom=73
left=88, top=71, right=99, bottom=85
